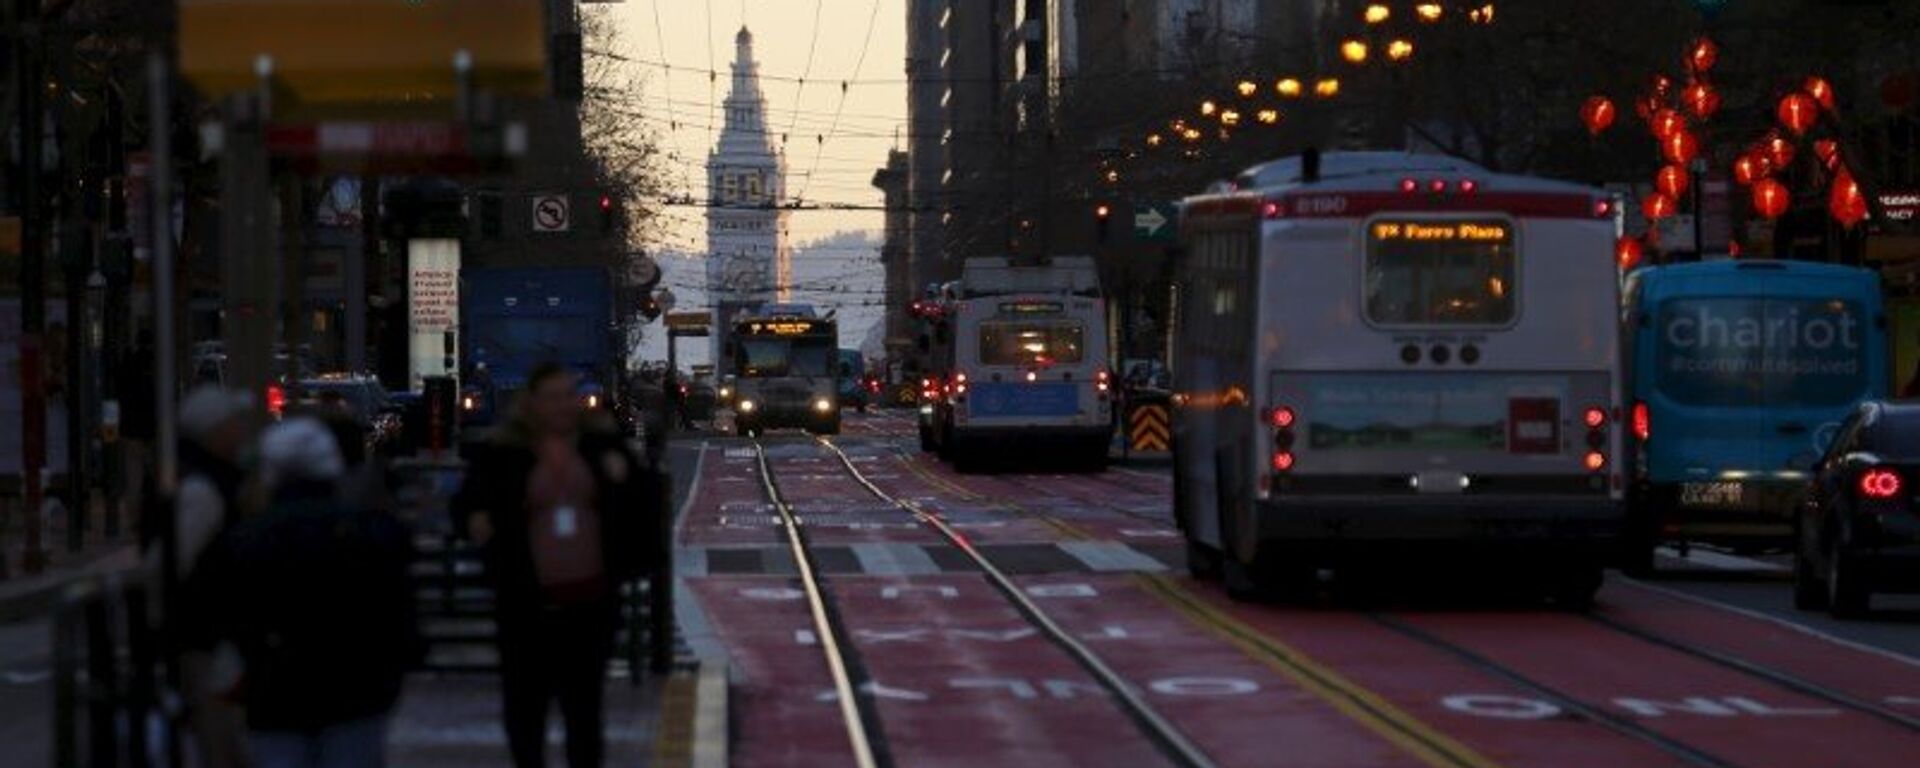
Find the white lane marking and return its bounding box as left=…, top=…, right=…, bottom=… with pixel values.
left=1620, top=578, right=1920, bottom=670
left=1057, top=541, right=1167, bottom=573
left=1656, top=546, right=1789, bottom=572
left=849, top=542, right=941, bottom=576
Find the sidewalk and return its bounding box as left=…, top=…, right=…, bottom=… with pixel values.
left=389, top=660, right=723, bottom=768
left=0, top=497, right=141, bottom=623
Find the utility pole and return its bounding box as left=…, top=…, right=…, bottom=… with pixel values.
left=15, top=0, right=49, bottom=573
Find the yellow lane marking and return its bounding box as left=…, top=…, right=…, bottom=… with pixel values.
left=1138, top=574, right=1505, bottom=768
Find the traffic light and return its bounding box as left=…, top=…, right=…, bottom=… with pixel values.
left=599, top=192, right=617, bottom=233
left=1095, top=203, right=1113, bottom=245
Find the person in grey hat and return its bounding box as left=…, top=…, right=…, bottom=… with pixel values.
left=157, top=385, right=256, bottom=768
left=222, top=418, right=417, bottom=768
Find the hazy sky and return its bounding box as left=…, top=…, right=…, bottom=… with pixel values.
left=604, top=0, right=908, bottom=254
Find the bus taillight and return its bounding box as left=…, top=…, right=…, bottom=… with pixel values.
left=1271, top=451, right=1296, bottom=472
left=1268, top=406, right=1296, bottom=429
left=1632, top=401, right=1651, bottom=442
left=1584, top=451, right=1607, bottom=472
left=1582, top=407, right=1606, bottom=429
left=266, top=383, right=286, bottom=418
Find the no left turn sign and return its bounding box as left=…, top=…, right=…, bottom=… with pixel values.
left=532, top=194, right=571, bottom=232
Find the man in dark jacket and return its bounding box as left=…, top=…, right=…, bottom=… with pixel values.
left=223, top=418, right=418, bottom=768
left=452, top=363, right=654, bottom=768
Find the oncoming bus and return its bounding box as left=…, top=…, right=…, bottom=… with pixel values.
left=1173, top=151, right=1624, bottom=603
left=924, top=256, right=1113, bottom=470
left=1622, top=260, right=1887, bottom=568
left=727, top=311, right=841, bottom=436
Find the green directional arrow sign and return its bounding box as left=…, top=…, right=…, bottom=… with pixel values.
left=1133, top=202, right=1179, bottom=243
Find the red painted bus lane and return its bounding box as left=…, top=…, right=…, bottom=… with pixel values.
left=1397, top=610, right=1920, bottom=767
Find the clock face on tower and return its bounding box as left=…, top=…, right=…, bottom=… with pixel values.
left=720, top=251, right=767, bottom=296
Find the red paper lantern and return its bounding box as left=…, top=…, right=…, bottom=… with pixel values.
left=1732, top=154, right=1768, bottom=186
left=1615, top=237, right=1645, bottom=270
left=1804, top=76, right=1836, bottom=111
left=1752, top=178, right=1790, bottom=219
left=1649, top=74, right=1674, bottom=100
left=1662, top=130, right=1699, bottom=165
left=1651, top=108, right=1687, bottom=140
left=1688, top=38, right=1719, bottom=74
left=1656, top=164, right=1691, bottom=199
left=1778, top=92, right=1818, bottom=135
left=1763, top=133, right=1796, bottom=169
left=1828, top=170, right=1868, bottom=228
left=1683, top=82, right=1721, bottom=119
left=1813, top=139, right=1841, bottom=171
left=1642, top=192, right=1677, bottom=220
left=1579, top=96, right=1617, bottom=136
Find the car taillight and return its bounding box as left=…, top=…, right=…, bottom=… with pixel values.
left=1632, top=401, right=1650, bottom=442
left=1861, top=469, right=1903, bottom=500
left=266, top=384, right=286, bottom=417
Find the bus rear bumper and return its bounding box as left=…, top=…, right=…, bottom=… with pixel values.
left=951, top=425, right=1112, bottom=448
left=1254, top=495, right=1624, bottom=557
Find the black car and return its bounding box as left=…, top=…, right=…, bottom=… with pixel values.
left=1794, top=401, right=1920, bottom=617
left=297, top=375, right=405, bottom=452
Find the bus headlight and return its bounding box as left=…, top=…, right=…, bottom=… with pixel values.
left=719, top=387, right=732, bottom=399
left=813, top=397, right=835, bottom=413
left=737, top=399, right=756, bottom=413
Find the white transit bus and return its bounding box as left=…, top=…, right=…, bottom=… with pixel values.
left=1172, top=151, right=1625, bottom=603
left=923, top=256, right=1114, bottom=470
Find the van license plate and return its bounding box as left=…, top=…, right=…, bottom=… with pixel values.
left=1679, top=482, right=1745, bottom=507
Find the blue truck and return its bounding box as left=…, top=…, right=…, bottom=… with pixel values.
left=460, top=267, right=616, bottom=428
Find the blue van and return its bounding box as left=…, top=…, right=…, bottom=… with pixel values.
left=1623, top=260, right=1888, bottom=565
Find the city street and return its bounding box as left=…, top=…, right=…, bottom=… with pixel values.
left=674, top=410, right=1920, bottom=768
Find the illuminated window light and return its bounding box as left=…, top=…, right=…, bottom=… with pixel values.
left=1275, top=78, right=1304, bottom=98
left=1219, top=109, right=1242, bottom=126
left=1387, top=39, right=1414, bottom=62
left=1255, top=109, right=1280, bottom=125
left=1314, top=78, right=1341, bottom=99
left=1364, top=4, right=1390, bottom=24
left=1236, top=80, right=1258, bottom=97
left=1200, top=100, right=1218, bottom=116
left=1146, top=133, right=1163, bottom=147
left=1416, top=3, right=1443, bottom=22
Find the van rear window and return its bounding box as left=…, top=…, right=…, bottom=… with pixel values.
left=1654, top=297, right=1867, bottom=407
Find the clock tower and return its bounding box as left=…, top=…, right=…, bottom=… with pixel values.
left=707, top=26, right=791, bottom=366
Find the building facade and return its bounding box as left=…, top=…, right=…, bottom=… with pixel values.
left=706, top=27, right=792, bottom=364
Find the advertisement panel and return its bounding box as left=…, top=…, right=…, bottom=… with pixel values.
left=1654, top=297, right=1868, bottom=407
left=408, top=239, right=460, bottom=390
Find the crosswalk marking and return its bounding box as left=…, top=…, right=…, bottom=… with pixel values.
left=1059, top=540, right=1169, bottom=573
left=850, top=542, right=942, bottom=576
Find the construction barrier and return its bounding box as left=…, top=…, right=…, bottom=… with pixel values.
left=1126, top=393, right=1172, bottom=453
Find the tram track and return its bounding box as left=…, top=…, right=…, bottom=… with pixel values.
left=753, top=436, right=1216, bottom=768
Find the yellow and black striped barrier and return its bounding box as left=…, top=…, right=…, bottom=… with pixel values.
left=1127, top=399, right=1171, bottom=453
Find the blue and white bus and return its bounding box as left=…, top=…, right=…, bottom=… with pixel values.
left=1622, top=260, right=1887, bottom=566
left=925, top=257, right=1114, bottom=470
left=1173, top=152, right=1625, bottom=603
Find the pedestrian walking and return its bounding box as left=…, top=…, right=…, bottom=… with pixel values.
left=153, top=385, right=255, bottom=768
left=221, top=418, right=418, bottom=768
left=453, top=363, right=654, bottom=768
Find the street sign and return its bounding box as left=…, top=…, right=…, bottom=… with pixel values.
left=1133, top=202, right=1179, bottom=243
left=665, top=310, right=709, bottom=336
left=532, top=194, right=571, bottom=232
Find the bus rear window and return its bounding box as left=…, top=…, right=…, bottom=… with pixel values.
left=980, top=322, right=1084, bottom=366
left=1364, top=218, right=1516, bottom=326
left=1653, top=297, right=1867, bottom=407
